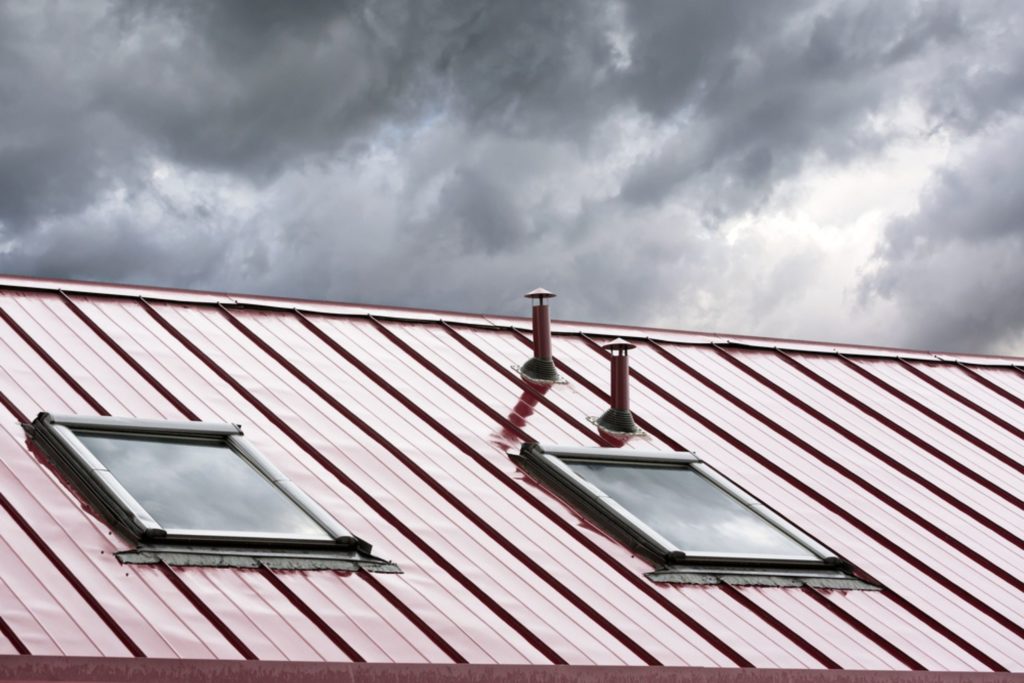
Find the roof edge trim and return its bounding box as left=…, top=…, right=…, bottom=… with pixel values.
left=1, top=274, right=1020, bottom=366
left=0, top=655, right=1006, bottom=682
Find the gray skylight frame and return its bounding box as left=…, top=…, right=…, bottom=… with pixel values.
left=514, top=443, right=841, bottom=570
left=30, top=413, right=362, bottom=550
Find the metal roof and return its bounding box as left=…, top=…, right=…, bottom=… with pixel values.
left=0, top=275, right=1022, bottom=674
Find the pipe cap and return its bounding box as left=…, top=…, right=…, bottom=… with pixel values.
left=602, top=338, right=636, bottom=352
left=524, top=287, right=556, bottom=300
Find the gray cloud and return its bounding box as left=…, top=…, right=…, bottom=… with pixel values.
left=0, top=0, right=1023, bottom=351
left=619, top=0, right=967, bottom=215
left=863, top=118, right=1024, bottom=353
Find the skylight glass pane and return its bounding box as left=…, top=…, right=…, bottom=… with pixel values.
left=565, top=460, right=816, bottom=558
left=76, top=432, right=330, bottom=538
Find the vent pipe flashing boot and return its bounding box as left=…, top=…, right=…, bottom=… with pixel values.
left=596, top=338, right=640, bottom=434
left=520, top=288, right=561, bottom=382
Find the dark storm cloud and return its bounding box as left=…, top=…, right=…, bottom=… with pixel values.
left=0, top=4, right=142, bottom=232
left=425, top=168, right=529, bottom=254
left=0, top=0, right=1023, bottom=349
left=619, top=0, right=965, bottom=214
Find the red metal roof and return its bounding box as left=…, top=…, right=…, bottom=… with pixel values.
left=0, top=275, right=1022, bottom=675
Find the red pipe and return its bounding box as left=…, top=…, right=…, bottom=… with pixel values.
left=532, top=303, right=552, bottom=360
left=611, top=350, right=629, bottom=411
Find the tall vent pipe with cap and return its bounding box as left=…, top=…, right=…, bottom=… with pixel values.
left=520, top=288, right=561, bottom=382
left=595, top=338, right=640, bottom=434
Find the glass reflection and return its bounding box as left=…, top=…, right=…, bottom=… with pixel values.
left=565, top=460, right=815, bottom=558
left=76, top=432, right=329, bottom=538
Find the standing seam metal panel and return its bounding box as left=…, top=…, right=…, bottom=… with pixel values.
left=0, top=283, right=1023, bottom=671
left=548, top=335, right=1020, bottom=670
left=629, top=345, right=1024, bottom=623
left=75, top=297, right=546, bottom=664
left=262, top=314, right=739, bottom=667
left=192, top=307, right=656, bottom=666
left=414, top=325, right=901, bottom=669
left=662, top=346, right=1024, bottom=571
left=367, top=322, right=831, bottom=668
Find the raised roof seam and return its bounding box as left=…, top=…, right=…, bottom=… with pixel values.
left=879, top=588, right=1007, bottom=672
left=704, top=345, right=1024, bottom=542
left=58, top=297, right=470, bottom=661
left=256, top=563, right=366, bottom=662
left=957, top=360, right=1024, bottom=412
left=9, top=301, right=364, bottom=663
left=0, top=614, right=29, bottom=655
left=799, top=587, right=926, bottom=671
left=906, top=359, right=1024, bottom=443
left=0, top=390, right=145, bottom=657
left=0, top=303, right=109, bottom=416
left=157, top=561, right=257, bottom=660
left=0, top=281, right=1018, bottom=670
left=357, top=571, right=468, bottom=664
left=362, top=315, right=534, bottom=444
left=836, top=354, right=1024, bottom=484
left=776, top=350, right=1024, bottom=506
left=718, top=583, right=841, bottom=669
left=59, top=292, right=201, bottom=421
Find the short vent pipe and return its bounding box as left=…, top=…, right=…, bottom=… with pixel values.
left=596, top=338, right=640, bottom=434
left=520, top=288, right=561, bottom=382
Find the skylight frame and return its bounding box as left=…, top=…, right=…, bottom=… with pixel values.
left=31, top=413, right=361, bottom=549
left=514, top=443, right=842, bottom=570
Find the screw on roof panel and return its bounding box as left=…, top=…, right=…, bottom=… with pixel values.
left=519, top=288, right=561, bottom=383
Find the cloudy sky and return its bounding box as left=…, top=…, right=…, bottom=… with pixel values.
left=1, top=1, right=1023, bottom=353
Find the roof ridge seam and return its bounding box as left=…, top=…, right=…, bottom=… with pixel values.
left=2, top=281, right=1021, bottom=367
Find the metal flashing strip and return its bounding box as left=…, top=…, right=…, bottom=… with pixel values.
left=645, top=569, right=880, bottom=591
left=116, top=545, right=401, bottom=572
left=532, top=444, right=698, bottom=464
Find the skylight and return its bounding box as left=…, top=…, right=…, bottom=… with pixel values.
left=29, top=413, right=394, bottom=570
left=563, top=460, right=818, bottom=560
left=514, top=444, right=848, bottom=580
left=74, top=431, right=333, bottom=541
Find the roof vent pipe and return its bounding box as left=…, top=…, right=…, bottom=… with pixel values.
left=519, top=288, right=561, bottom=382
left=595, top=338, right=640, bottom=434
